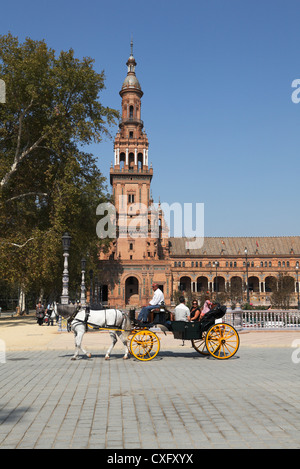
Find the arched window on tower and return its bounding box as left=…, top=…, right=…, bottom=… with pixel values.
left=129, top=105, right=134, bottom=118
left=129, top=152, right=134, bottom=170
left=120, top=153, right=125, bottom=170
left=138, top=153, right=143, bottom=170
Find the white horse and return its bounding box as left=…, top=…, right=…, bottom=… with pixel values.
left=57, top=305, right=132, bottom=361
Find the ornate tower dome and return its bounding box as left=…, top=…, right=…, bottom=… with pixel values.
left=120, top=41, right=143, bottom=97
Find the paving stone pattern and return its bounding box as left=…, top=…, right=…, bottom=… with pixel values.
left=0, top=348, right=300, bottom=449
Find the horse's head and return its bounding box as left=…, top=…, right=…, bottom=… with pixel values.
left=56, top=304, right=80, bottom=318
left=120, top=311, right=133, bottom=332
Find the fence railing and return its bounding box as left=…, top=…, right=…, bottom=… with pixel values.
left=225, top=309, right=300, bottom=330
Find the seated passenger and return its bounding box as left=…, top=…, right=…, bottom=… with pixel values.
left=171, top=296, right=190, bottom=322
left=190, top=300, right=201, bottom=321
left=200, top=296, right=212, bottom=319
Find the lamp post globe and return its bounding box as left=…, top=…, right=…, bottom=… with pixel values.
left=62, top=232, right=71, bottom=251
left=81, top=258, right=86, bottom=271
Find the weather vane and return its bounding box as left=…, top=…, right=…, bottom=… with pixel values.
left=130, top=35, right=133, bottom=56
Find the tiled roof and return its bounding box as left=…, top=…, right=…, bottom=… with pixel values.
left=169, top=236, right=300, bottom=257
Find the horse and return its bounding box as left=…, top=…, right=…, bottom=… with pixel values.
left=57, top=304, right=132, bottom=361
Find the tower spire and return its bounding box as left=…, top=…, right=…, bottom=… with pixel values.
left=130, top=36, right=133, bottom=57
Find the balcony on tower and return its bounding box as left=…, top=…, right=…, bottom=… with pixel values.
left=111, top=144, right=152, bottom=176
left=119, top=116, right=144, bottom=128
left=110, top=158, right=153, bottom=184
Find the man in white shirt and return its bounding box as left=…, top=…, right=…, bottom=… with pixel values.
left=138, top=283, right=164, bottom=323
left=172, top=296, right=190, bottom=322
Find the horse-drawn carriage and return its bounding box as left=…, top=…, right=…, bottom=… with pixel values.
left=58, top=302, right=240, bottom=362
left=128, top=303, right=240, bottom=361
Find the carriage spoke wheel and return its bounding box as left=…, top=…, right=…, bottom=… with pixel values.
left=205, top=323, right=239, bottom=359
left=191, top=332, right=209, bottom=356
left=130, top=330, right=160, bottom=361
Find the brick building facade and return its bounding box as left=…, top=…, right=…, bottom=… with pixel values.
left=99, top=46, right=300, bottom=309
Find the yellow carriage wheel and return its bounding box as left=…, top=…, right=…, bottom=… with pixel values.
left=130, top=330, right=160, bottom=361
left=191, top=332, right=210, bottom=356
left=205, top=323, right=239, bottom=359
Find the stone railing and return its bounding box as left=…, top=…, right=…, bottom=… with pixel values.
left=225, top=309, right=300, bottom=330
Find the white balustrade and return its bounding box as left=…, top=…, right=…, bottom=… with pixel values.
left=238, top=310, right=300, bottom=329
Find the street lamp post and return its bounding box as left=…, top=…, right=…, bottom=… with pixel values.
left=213, top=261, right=219, bottom=300
left=100, top=282, right=103, bottom=304
left=80, top=258, right=86, bottom=306
left=89, top=269, right=94, bottom=305
left=296, top=265, right=300, bottom=310
left=245, top=247, right=250, bottom=304
left=95, top=276, right=99, bottom=304
left=61, top=232, right=71, bottom=305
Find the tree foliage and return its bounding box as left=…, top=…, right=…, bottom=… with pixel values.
left=270, top=274, right=295, bottom=309
left=0, top=33, right=119, bottom=302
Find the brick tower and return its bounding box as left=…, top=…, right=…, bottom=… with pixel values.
left=110, top=41, right=153, bottom=260
left=99, top=43, right=171, bottom=307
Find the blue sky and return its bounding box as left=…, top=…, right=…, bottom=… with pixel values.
left=1, top=0, right=300, bottom=237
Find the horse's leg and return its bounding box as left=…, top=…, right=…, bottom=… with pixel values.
left=105, top=332, right=117, bottom=360
left=72, top=325, right=91, bottom=360
left=71, top=328, right=80, bottom=360
left=119, top=331, right=129, bottom=360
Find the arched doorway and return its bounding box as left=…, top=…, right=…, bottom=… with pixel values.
left=265, top=276, right=276, bottom=293
left=196, top=276, right=208, bottom=292
left=179, top=276, right=191, bottom=293
left=102, top=285, right=108, bottom=303
left=230, top=276, right=243, bottom=302
left=231, top=276, right=243, bottom=290
left=248, top=276, right=260, bottom=293
left=125, top=276, right=139, bottom=305
left=213, top=276, right=225, bottom=292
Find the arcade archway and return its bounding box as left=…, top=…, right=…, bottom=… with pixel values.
left=125, top=276, right=139, bottom=305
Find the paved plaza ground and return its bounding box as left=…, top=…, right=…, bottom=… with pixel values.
left=0, top=317, right=300, bottom=450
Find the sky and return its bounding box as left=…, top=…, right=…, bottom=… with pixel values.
left=1, top=0, right=300, bottom=238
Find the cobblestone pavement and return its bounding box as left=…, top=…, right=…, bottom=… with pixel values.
left=0, top=347, right=300, bottom=449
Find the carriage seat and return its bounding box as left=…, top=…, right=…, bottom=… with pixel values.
left=199, top=304, right=226, bottom=332
left=150, top=303, right=171, bottom=324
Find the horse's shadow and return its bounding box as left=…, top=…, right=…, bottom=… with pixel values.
left=59, top=350, right=240, bottom=361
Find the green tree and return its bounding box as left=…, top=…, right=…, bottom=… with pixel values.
left=0, top=33, right=119, bottom=306
left=270, top=274, right=295, bottom=309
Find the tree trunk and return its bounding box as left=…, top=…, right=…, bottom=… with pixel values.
left=18, top=285, right=26, bottom=314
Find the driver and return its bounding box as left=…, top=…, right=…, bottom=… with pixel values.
left=137, top=283, right=164, bottom=323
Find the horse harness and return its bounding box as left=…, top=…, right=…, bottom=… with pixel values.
left=68, top=307, right=127, bottom=332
